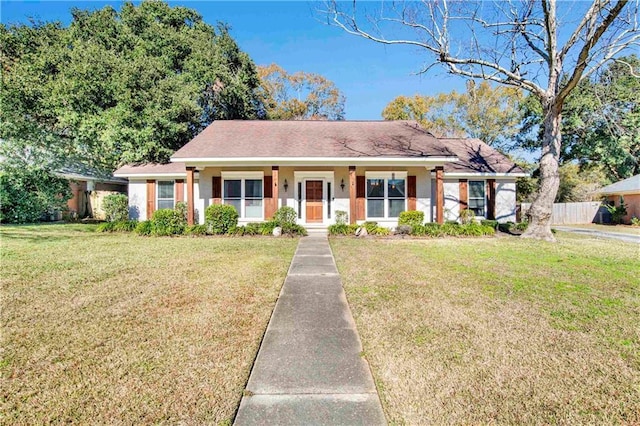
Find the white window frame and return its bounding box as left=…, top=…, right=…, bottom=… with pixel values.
left=365, top=172, right=407, bottom=219
left=468, top=180, right=487, bottom=218
left=221, top=172, right=264, bottom=220
left=156, top=180, right=175, bottom=210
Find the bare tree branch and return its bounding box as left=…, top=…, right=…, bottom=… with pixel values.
left=558, top=0, right=631, bottom=101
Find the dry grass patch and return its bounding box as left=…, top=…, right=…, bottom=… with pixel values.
left=1, top=224, right=297, bottom=424
left=331, top=233, right=640, bottom=425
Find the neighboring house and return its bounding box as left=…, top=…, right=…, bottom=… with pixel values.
left=595, top=174, right=640, bottom=223
left=56, top=167, right=128, bottom=219
left=114, top=120, right=526, bottom=228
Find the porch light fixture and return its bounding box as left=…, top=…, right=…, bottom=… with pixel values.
left=340, top=178, right=345, bottom=191
left=283, top=179, right=289, bottom=192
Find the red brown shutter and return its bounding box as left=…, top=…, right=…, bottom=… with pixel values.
left=212, top=176, right=221, bottom=204
left=356, top=175, right=365, bottom=220
left=146, top=180, right=155, bottom=219
left=487, top=179, right=496, bottom=220
left=263, top=176, right=273, bottom=198
left=264, top=175, right=274, bottom=218
left=408, top=175, right=417, bottom=211
left=459, top=179, right=468, bottom=213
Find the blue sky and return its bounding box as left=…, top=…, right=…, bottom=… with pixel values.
left=1, top=0, right=468, bottom=120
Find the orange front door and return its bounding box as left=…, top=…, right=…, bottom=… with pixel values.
left=305, top=180, right=323, bottom=223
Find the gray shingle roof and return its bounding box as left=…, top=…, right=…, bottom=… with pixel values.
left=115, top=121, right=525, bottom=176
left=171, top=120, right=454, bottom=159
left=596, top=174, right=640, bottom=195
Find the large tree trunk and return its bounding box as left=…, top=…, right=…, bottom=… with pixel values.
left=522, top=100, right=562, bottom=242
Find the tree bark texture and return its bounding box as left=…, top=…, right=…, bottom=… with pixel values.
left=522, top=100, right=562, bottom=241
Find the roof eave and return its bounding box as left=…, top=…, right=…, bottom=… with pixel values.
left=433, top=172, right=530, bottom=178
left=169, top=156, right=458, bottom=167
left=113, top=172, right=187, bottom=179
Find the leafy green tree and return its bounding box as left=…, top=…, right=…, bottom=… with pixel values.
left=257, top=63, right=345, bottom=120
left=382, top=81, right=523, bottom=152
left=0, top=1, right=262, bottom=174
left=520, top=55, right=639, bottom=182
left=0, top=166, right=71, bottom=223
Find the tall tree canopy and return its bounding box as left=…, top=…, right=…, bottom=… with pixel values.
left=327, top=0, right=639, bottom=241
left=257, top=63, right=345, bottom=120
left=520, top=55, right=639, bottom=182
left=0, top=1, right=263, bottom=174
left=382, top=81, right=523, bottom=152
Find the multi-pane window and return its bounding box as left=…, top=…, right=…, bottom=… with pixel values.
left=224, top=178, right=263, bottom=219
left=366, top=175, right=406, bottom=218
left=244, top=179, right=263, bottom=218
left=468, top=181, right=486, bottom=217
left=157, top=181, right=175, bottom=210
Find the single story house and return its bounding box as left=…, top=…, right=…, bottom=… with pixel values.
left=56, top=166, right=127, bottom=220
left=114, top=120, right=526, bottom=228
left=595, top=174, right=640, bottom=223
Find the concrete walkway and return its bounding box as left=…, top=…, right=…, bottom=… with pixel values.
left=554, top=226, right=640, bottom=244
left=235, top=235, right=386, bottom=426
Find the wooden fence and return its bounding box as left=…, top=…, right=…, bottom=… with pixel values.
left=520, top=201, right=606, bottom=225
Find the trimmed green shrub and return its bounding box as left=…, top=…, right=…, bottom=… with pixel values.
left=411, top=222, right=494, bottom=237
left=96, top=222, right=115, bottom=232
left=135, top=220, right=153, bottom=236
left=363, top=221, right=379, bottom=234
left=102, top=194, right=129, bottom=222
left=174, top=201, right=188, bottom=222
left=498, top=221, right=528, bottom=234
left=96, top=221, right=137, bottom=233
left=328, top=223, right=359, bottom=235
left=185, top=224, right=208, bottom=236
left=281, top=222, right=308, bottom=236
left=273, top=206, right=297, bottom=226
left=441, top=222, right=463, bottom=236
left=260, top=220, right=278, bottom=235
left=242, top=222, right=263, bottom=236
left=459, top=208, right=476, bottom=224
left=335, top=210, right=348, bottom=225
left=113, top=220, right=138, bottom=232
left=205, top=204, right=238, bottom=234
left=514, top=221, right=528, bottom=232
left=152, top=209, right=186, bottom=236
left=481, top=219, right=499, bottom=229
left=371, top=226, right=390, bottom=236
left=398, top=210, right=424, bottom=227
left=459, top=223, right=495, bottom=236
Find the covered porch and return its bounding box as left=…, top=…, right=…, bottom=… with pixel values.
left=181, top=161, right=450, bottom=227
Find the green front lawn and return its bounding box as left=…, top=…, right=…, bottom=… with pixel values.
left=1, top=224, right=297, bottom=424
left=331, top=233, right=640, bottom=424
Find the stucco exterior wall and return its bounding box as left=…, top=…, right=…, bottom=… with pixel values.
left=433, top=178, right=518, bottom=224
left=128, top=180, right=147, bottom=221
left=495, top=181, right=517, bottom=223
left=443, top=180, right=460, bottom=222
left=124, top=170, right=519, bottom=226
